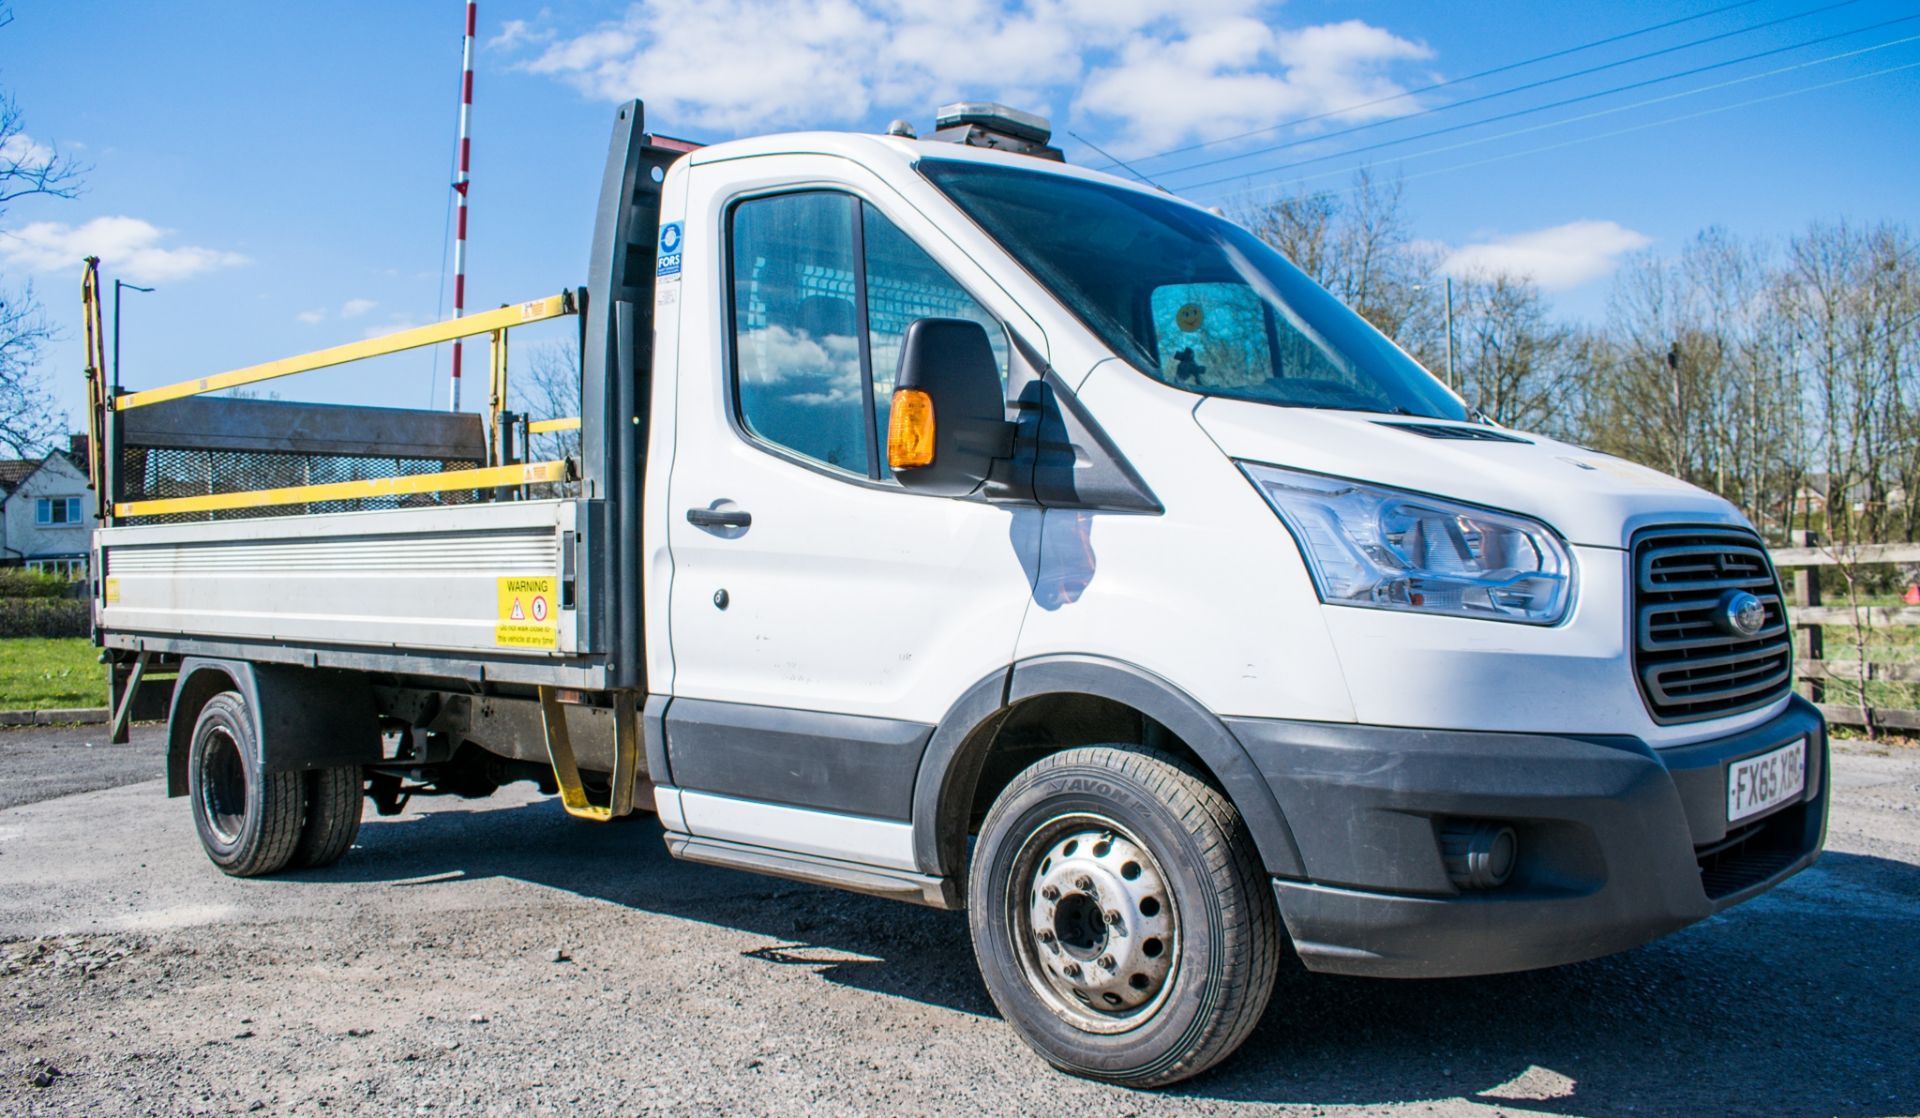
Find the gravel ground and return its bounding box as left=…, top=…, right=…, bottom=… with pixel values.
left=0, top=724, right=1915, bottom=1117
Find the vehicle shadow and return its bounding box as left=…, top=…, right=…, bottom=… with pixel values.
left=301, top=794, right=999, bottom=1017
left=312, top=798, right=1918, bottom=1117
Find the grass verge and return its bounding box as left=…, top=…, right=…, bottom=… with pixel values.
left=0, top=638, right=104, bottom=710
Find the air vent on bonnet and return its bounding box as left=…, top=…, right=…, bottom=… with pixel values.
left=1376, top=422, right=1532, bottom=444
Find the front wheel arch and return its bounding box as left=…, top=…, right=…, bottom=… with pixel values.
left=911, top=656, right=1306, bottom=882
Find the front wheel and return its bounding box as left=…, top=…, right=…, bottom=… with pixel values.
left=968, top=745, right=1281, bottom=1088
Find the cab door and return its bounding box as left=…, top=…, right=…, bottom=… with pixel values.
left=661, top=156, right=1043, bottom=864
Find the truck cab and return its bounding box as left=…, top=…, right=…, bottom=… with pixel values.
left=92, top=101, right=1826, bottom=1088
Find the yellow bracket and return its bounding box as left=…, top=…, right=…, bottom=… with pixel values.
left=538, top=687, right=639, bottom=821
left=113, top=292, right=575, bottom=411
left=528, top=416, right=582, bottom=434
left=113, top=459, right=568, bottom=518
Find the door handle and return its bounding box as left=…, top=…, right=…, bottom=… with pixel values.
left=686, top=507, right=752, bottom=529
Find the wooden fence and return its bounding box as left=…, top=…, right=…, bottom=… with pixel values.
left=1770, top=533, right=1920, bottom=733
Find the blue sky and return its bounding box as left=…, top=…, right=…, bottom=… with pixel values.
left=5, top=0, right=1919, bottom=435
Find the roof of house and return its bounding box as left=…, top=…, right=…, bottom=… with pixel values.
left=0, top=452, right=85, bottom=499
left=0, top=459, right=40, bottom=495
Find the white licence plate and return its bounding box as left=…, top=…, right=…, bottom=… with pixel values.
left=1727, top=738, right=1807, bottom=824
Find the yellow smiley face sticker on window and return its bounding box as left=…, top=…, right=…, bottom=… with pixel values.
left=1175, top=303, right=1204, bottom=332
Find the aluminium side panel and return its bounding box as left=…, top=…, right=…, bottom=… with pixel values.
left=97, top=500, right=583, bottom=658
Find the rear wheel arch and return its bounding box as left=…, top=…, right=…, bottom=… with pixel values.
left=911, top=656, right=1306, bottom=882
left=166, top=658, right=382, bottom=797
left=166, top=659, right=255, bottom=798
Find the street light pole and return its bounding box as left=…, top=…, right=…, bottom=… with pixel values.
left=1667, top=340, right=1683, bottom=477
left=113, top=278, right=155, bottom=393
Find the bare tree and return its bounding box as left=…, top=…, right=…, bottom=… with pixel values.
left=1771, top=221, right=1920, bottom=738
left=0, top=284, right=55, bottom=457
left=1446, top=272, right=1574, bottom=434
left=1231, top=169, right=1446, bottom=366
left=511, top=341, right=582, bottom=461
left=1, top=85, right=86, bottom=455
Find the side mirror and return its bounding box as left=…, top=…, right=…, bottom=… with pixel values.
left=887, top=318, right=1014, bottom=496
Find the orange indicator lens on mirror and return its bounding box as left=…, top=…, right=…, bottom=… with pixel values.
left=888, top=388, right=936, bottom=470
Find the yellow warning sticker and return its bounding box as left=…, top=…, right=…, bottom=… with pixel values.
left=104, top=577, right=120, bottom=605
left=496, top=575, right=558, bottom=649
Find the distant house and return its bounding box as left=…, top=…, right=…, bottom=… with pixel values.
left=1793, top=473, right=1908, bottom=519
left=0, top=439, right=97, bottom=579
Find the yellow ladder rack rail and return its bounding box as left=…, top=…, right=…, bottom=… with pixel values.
left=113, top=292, right=576, bottom=411
left=528, top=416, right=582, bottom=434
left=113, top=459, right=569, bottom=519
left=487, top=326, right=510, bottom=466
left=80, top=257, right=108, bottom=492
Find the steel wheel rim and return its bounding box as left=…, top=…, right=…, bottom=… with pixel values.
left=198, top=727, right=247, bottom=845
left=1006, top=811, right=1181, bottom=1035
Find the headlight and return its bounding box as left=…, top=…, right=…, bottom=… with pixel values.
left=1240, top=462, right=1574, bottom=625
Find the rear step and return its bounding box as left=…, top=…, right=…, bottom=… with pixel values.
left=538, top=687, right=641, bottom=820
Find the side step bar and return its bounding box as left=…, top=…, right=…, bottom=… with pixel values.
left=538, top=687, right=641, bottom=820
left=665, top=832, right=960, bottom=910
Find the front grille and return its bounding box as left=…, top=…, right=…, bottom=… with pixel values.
left=1632, top=526, right=1793, bottom=723
left=1697, top=804, right=1806, bottom=899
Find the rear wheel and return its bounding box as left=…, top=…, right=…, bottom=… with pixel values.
left=187, top=692, right=303, bottom=877
left=968, top=745, right=1281, bottom=1087
left=291, top=765, right=363, bottom=868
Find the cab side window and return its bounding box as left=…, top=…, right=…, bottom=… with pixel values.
left=860, top=211, right=1008, bottom=477
left=730, top=192, right=868, bottom=475
left=730, top=191, right=1006, bottom=480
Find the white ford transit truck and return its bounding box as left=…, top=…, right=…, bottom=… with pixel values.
left=85, top=101, right=1826, bottom=1086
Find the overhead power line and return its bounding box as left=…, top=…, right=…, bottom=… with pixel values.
left=1206, top=58, right=1920, bottom=207
left=1101, top=0, right=1835, bottom=171
left=1150, top=0, right=1869, bottom=183
left=1169, top=12, right=1920, bottom=192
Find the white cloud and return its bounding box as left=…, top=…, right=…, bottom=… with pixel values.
left=738, top=323, right=862, bottom=404
left=339, top=297, right=377, bottom=319
left=296, top=308, right=327, bottom=325
left=0, top=216, right=248, bottom=285
left=0, top=131, right=54, bottom=168
left=362, top=316, right=427, bottom=339
left=1440, top=220, right=1652, bottom=291
left=1079, top=18, right=1431, bottom=153
left=511, top=1, right=1428, bottom=150
left=487, top=18, right=554, bottom=51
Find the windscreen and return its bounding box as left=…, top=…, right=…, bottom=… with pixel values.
left=921, top=160, right=1467, bottom=420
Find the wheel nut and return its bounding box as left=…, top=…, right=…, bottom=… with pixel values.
left=1075, top=875, right=1093, bottom=892
left=1041, top=884, right=1060, bottom=901
left=1104, top=909, right=1122, bottom=926
left=1062, top=962, right=1082, bottom=978
left=1098, top=954, right=1115, bottom=970
left=1037, top=929, right=1055, bottom=944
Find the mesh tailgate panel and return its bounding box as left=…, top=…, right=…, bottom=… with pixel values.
left=117, top=446, right=488, bottom=525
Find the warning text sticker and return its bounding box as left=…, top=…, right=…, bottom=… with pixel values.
left=496, top=575, right=558, bottom=649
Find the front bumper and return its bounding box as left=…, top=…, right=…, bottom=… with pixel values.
left=1229, top=695, right=1828, bottom=978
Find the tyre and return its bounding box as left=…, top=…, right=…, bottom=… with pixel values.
left=968, top=745, right=1281, bottom=1087
left=187, top=692, right=304, bottom=877
left=291, top=765, right=363, bottom=868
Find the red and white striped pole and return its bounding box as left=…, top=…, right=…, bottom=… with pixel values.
left=449, top=0, right=476, bottom=411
